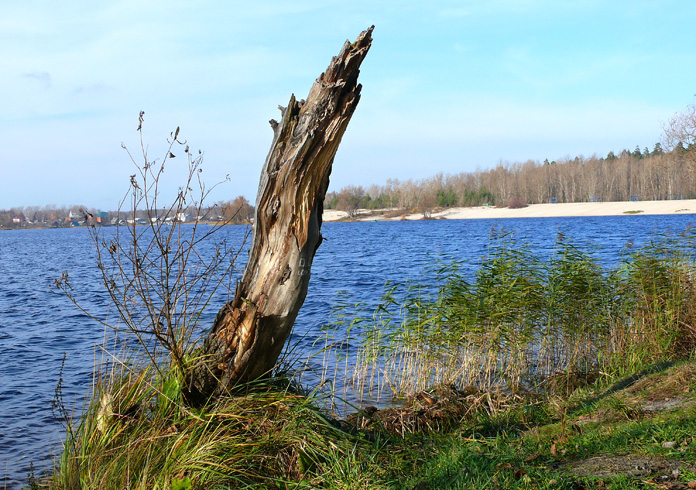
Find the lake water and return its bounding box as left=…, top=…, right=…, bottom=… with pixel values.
left=1, top=214, right=695, bottom=488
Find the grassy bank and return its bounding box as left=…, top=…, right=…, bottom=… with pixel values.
left=41, top=360, right=696, bottom=489
left=42, top=232, right=696, bottom=489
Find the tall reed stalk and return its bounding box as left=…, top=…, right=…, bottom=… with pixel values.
left=319, top=231, right=696, bottom=405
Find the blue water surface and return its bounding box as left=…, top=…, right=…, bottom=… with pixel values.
left=1, top=214, right=695, bottom=488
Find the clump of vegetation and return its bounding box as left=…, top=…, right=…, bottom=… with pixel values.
left=335, top=231, right=696, bottom=404
left=47, top=228, right=696, bottom=490
left=49, top=358, right=378, bottom=489
left=48, top=356, right=696, bottom=489
left=506, top=197, right=528, bottom=209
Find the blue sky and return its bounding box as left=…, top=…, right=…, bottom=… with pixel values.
left=1, top=0, right=695, bottom=210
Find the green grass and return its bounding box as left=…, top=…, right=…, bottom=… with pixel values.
left=46, top=359, right=696, bottom=489
left=47, top=358, right=386, bottom=489
left=44, top=231, right=696, bottom=489
left=352, top=361, right=696, bottom=490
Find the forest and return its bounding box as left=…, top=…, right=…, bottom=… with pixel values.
left=5, top=102, right=696, bottom=228
left=323, top=105, right=696, bottom=216
left=326, top=142, right=696, bottom=217
left=5, top=143, right=695, bottom=229
left=4, top=143, right=696, bottom=229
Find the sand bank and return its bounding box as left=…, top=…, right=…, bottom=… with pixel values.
left=323, top=199, right=696, bottom=222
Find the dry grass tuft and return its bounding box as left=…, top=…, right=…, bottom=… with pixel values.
left=347, top=384, right=518, bottom=436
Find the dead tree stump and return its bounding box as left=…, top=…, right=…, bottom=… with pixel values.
left=185, top=26, right=374, bottom=404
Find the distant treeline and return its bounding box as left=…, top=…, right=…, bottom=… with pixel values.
left=5, top=144, right=696, bottom=227
left=325, top=143, right=696, bottom=216
left=0, top=196, right=254, bottom=229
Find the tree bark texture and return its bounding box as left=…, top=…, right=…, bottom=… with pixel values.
left=186, top=26, right=374, bottom=403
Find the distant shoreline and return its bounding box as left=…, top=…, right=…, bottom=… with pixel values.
left=323, top=199, right=696, bottom=222
left=4, top=200, right=696, bottom=231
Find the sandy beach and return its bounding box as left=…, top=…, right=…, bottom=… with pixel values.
left=322, top=199, right=696, bottom=222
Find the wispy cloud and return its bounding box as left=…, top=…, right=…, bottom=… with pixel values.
left=23, top=71, right=51, bottom=88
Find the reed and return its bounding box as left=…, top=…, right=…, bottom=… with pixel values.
left=329, top=231, right=696, bottom=405
left=48, top=229, right=696, bottom=489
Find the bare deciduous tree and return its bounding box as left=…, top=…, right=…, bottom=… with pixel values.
left=663, top=102, right=696, bottom=150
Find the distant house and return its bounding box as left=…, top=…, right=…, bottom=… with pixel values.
left=12, top=217, right=21, bottom=224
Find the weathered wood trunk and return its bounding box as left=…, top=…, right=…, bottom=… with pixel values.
left=185, top=26, right=373, bottom=404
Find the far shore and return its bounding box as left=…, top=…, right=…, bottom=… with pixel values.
left=323, top=199, right=696, bottom=222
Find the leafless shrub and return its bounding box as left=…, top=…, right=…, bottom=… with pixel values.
left=54, top=112, right=249, bottom=379
left=507, top=197, right=528, bottom=209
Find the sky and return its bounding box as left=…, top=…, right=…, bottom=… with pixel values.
left=2, top=0, right=695, bottom=210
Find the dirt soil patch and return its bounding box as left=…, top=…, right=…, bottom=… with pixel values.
left=641, top=396, right=696, bottom=413
left=566, top=454, right=696, bottom=479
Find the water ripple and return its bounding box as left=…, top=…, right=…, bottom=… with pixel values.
left=1, top=216, right=695, bottom=487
